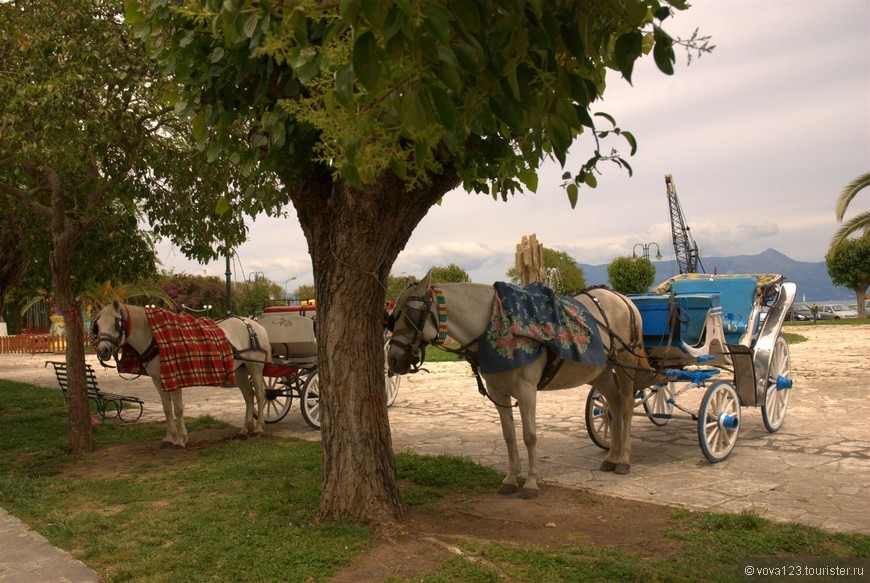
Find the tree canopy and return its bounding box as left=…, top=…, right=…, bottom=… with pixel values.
left=607, top=255, right=656, bottom=294
left=130, top=0, right=703, bottom=525
left=825, top=236, right=870, bottom=319
left=129, top=0, right=700, bottom=209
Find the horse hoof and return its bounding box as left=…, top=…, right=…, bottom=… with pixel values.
left=497, top=484, right=519, bottom=496
left=599, top=460, right=616, bottom=472
left=159, top=441, right=174, bottom=449
left=234, top=434, right=250, bottom=441
left=519, top=488, right=539, bottom=500
left=614, top=464, right=630, bottom=475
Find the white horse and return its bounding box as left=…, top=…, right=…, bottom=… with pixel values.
left=92, top=301, right=271, bottom=448
left=387, top=271, right=657, bottom=499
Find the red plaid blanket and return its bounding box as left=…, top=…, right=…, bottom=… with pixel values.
left=118, top=309, right=235, bottom=391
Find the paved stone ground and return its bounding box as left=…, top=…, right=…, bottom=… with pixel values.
left=1, top=323, right=868, bottom=536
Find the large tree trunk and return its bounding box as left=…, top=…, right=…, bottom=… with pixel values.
left=41, top=165, right=96, bottom=454
left=51, top=228, right=96, bottom=453
left=290, top=168, right=458, bottom=525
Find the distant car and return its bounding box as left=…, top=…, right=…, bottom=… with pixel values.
left=815, top=304, right=858, bottom=320
left=789, top=304, right=813, bottom=321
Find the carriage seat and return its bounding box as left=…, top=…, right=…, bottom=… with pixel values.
left=668, top=276, right=759, bottom=344
left=630, top=293, right=717, bottom=348
left=257, top=313, right=317, bottom=365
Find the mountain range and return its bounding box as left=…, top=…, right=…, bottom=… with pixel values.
left=578, top=248, right=853, bottom=303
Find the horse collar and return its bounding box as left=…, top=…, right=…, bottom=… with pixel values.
left=120, top=305, right=132, bottom=336
left=432, top=288, right=448, bottom=344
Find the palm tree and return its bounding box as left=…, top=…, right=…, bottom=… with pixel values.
left=830, top=171, right=870, bottom=254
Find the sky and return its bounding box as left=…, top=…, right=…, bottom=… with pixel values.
left=155, top=1, right=870, bottom=293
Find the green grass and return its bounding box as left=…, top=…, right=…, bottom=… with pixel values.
left=423, top=343, right=464, bottom=362
left=1, top=379, right=867, bottom=582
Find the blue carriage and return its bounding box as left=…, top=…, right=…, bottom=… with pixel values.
left=585, top=273, right=797, bottom=462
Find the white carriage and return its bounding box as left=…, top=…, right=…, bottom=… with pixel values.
left=258, top=305, right=400, bottom=429
left=586, top=273, right=797, bottom=462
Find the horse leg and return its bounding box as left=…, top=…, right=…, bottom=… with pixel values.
left=595, top=371, right=633, bottom=474
left=515, top=387, right=540, bottom=499
left=169, top=390, right=188, bottom=448
left=235, top=371, right=256, bottom=439
left=155, top=389, right=187, bottom=449
left=248, top=365, right=267, bottom=436
left=492, top=392, right=523, bottom=496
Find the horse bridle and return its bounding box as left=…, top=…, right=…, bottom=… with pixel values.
left=388, top=289, right=439, bottom=372
left=92, top=310, right=126, bottom=350
left=91, top=306, right=130, bottom=366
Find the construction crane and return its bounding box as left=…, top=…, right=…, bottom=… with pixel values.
left=664, top=174, right=704, bottom=274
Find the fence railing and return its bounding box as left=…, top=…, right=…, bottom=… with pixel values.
left=0, top=334, right=67, bottom=354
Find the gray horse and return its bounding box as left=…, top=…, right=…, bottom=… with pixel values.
left=92, top=301, right=271, bottom=448
left=388, top=271, right=657, bottom=498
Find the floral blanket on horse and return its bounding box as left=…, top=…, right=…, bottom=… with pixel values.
left=119, top=309, right=235, bottom=391
left=478, top=282, right=605, bottom=374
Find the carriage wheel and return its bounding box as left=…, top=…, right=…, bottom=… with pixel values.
left=698, top=380, right=741, bottom=463
left=642, top=384, right=674, bottom=426
left=584, top=389, right=612, bottom=450
left=383, top=340, right=400, bottom=407
left=762, top=335, right=792, bottom=433
left=300, top=372, right=321, bottom=429
left=261, top=375, right=293, bottom=424
left=385, top=370, right=400, bottom=408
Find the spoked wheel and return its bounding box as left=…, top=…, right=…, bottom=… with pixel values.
left=584, top=389, right=612, bottom=450
left=261, top=375, right=293, bottom=424
left=385, top=371, right=400, bottom=407
left=383, top=340, right=400, bottom=407
left=642, top=384, right=674, bottom=426
left=300, top=372, right=321, bottom=429
left=698, top=380, right=741, bottom=463
left=762, top=335, right=792, bottom=433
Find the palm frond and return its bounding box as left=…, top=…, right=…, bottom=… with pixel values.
left=835, top=171, right=870, bottom=221
left=829, top=211, right=870, bottom=257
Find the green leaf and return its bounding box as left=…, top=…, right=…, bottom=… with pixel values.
left=123, top=0, right=144, bottom=24
left=621, top=130, right=638, bottom=156
left=518, top=169, right=538, bottom=193
left=422, top=2, right=451, bottom=45
left=341, top=161, right=364, bottom=190
left=400, top=87, right=428, bottom=132
left=653, top=27, right=675, bottom=75
left=594, top=111, right=616, bottom=126
left=567, top=182, right=578, bottom=208
left=449, top=0, right=480, bottom=33
left=361, top=0, right=389, bottom=29
left=243, top=14, right=258, bottom=39
left=383, top=7, right=407, bottom=40
left=353, top=31, right=381, bottom=92
left=429, top=85, right=456, bottom=130
left=614, top=32, right=643, bottom=84
left=209, top=47, right=225, bottom=64
left=584, top=172, right=598, bottom=188
left=215, top=197, right=231, bottom=215
left=334, top=64, right=353, bottom=109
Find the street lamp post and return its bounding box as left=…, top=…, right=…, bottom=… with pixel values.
left=633, top=242, right=663, bottom=261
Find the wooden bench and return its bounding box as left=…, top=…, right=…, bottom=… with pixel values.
left=45, top=361, right=144, bottom=422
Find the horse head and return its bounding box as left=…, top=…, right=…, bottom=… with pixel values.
left=91, top=300, right=128, bottom=363
left=387, top=270, right=438, bottom=375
